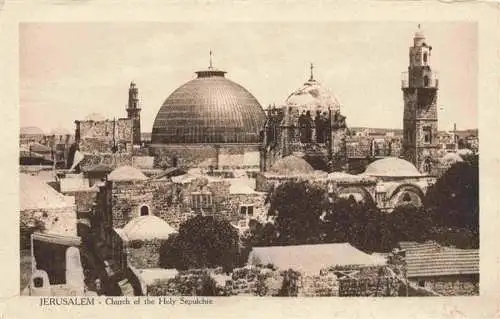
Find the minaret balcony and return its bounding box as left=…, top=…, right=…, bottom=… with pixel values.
left=401, top=72, right=439, bottom=89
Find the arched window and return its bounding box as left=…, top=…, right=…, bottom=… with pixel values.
left=423, top=52, right=428, bottom=63
left=423, top=75, right=429, bottom=87
left=424, top=160, right=432, bottom=174
left=140, top=205, right=149, bottom=216
left=402, top=193, right=412, bottom=202
left=33, top=277, right=44, bottom=288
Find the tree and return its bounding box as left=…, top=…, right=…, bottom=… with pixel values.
left=388, top=204, right=434, bottom=243
left=159, top=215, right=240, bottom=272
left=425, top=161, right=479, bottom=230
left=268, top=181, right=329, bottom=245
left=323, top=196, right=394, bottom=252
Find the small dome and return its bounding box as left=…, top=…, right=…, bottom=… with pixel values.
left=457, top=148, right=473, bottom=156
left=108, top=165, right=148, bottom=182
left=20, top=126, right=44, bottom=135
left=364, top=158, right=421, bottom=177
left=440, top=152, right=463, bottom=165
left=84, top=113, right=106, bottom=121
left=123, top=215, right=176, bottom=240
left=268, top=155, right=315, bottom=175
left=326, top=172, right=376, bottom=183
left=86, top=164, right=114, bottom=173
left=50, top=127, right=71, bottom=135
left=28, top=142, right=52, bottom=153
left=286, top=78, right=341, bottom=114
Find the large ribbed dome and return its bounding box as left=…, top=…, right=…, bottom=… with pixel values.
left=152, top=68, right=266, bottom=144
left=364, top=158, right=421, bottom=177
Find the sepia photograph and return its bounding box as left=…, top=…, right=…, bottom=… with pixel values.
left=18, top=21, right=479, bottom=298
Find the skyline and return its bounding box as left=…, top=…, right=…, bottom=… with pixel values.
left=20, top=22, right=478, bottom=134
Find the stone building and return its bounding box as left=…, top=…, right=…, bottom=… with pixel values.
left=149, top=61, right=266, bottom=170
left=91, top=165, right=267, bottom=258
left=20, top=173, right=77, bottom=238
left=24, top=233, right=85, bottom=296
left=402, top=25, right=440, bottom=174
left=396, top=241, right=479, bottom=296
left=261, top=65, right=348, bottom=173
left=20, top=127, right=76, bottom=168
left=256, top=155, right=432, bottom=213
left=73, top=83, right=143, bottom=169
left=113, top=215, right=177, bottom=270
left=360, top=157, right=435, bottom=212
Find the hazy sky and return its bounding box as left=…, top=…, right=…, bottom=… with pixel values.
left=20, top=22, right=477, bottom=134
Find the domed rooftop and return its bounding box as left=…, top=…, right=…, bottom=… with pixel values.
left=50, top=127, right=71, bottom=136
left=285, top=64, right=341, bottom=114
left=152, top=62, right=266, bottom=144
left=108, top=165, right=148, bottom=182
left=87, top=164, right=114, bottom=173
left=122, top=215, right=176, bottom=240
left=20, top=126, right=44, bottom=135
left=440, top=152, right=464, bottom=165
left=84, top=113, right=106, bottom=121
left=364, top=158, right=421, bottom=177
left=268, top=155, right=315, bottom=175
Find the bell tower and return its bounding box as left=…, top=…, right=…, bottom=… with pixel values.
left=126, top=81, right=142, bottom=146
left=402, top=25, right=439, bottom=174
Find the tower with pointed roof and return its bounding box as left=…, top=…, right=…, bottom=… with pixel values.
left=402, top=25, right=439, bottom=175
left=127, top=81, right=142, bottom=146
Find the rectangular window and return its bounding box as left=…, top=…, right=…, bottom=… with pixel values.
left=423, top=127, right=433, bottom=144
left=239, top=205, right=254, bottom=216
left=240, top=206, right=247, bottom=215
left=191, top=192, right=212, bottom=210
left=376, top=192, right=386, bottom=203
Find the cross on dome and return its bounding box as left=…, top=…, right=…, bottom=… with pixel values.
left=309, top=62, right=315, bottom=81
left=209, top=50, right=213, bottom=69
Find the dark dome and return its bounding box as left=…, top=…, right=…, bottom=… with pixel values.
left=152, top=69, right=266, bottom=144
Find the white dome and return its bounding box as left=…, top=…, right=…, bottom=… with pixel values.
left=364, top=158, right=421, bottom=177
left=123, top=215, right=176, bottom=241
left=50, top=127, right=71, bottom=135
left=84, top=113, right=106, bottom=121
left=440, top=152, right=464, bottom=165
left=268, top=155, right=315, bottom=175
left=285, top=79, right=341, bottom=114
left=20, top=126, right=45, bottom=135
left=457, top=148, right=473, bottom=156
left=108, top=165, right=148, bottom=182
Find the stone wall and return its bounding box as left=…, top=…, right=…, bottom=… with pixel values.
left=77, top=119, right=133, bottom=153
left=65, top=190, right=98, bottom=213
left=221, top=193, right=268, bottom=224
left=144, top=267, right=284, bottom=297
left=150, top=144, right=217, bottom=169
left=111, top=181, right=154, bottom=228
left=97, top=176, right=266, bottom=233
left=149, top=144, right=260, bottom=169
left=298, top=273, right=338, bottom=296
left=21, top=207, right=77, bottom=237
left=126, top=239, right=164, bottom=269
left=79, top=153, right=133, bottom=171
left=412, top=275, right=479, bottom=296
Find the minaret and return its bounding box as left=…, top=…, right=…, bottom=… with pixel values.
left=309, top=62, right=315, bottom=82
left=126, top=81, right=142, bottom=146
left=402, top=25, right=439, bottom=174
